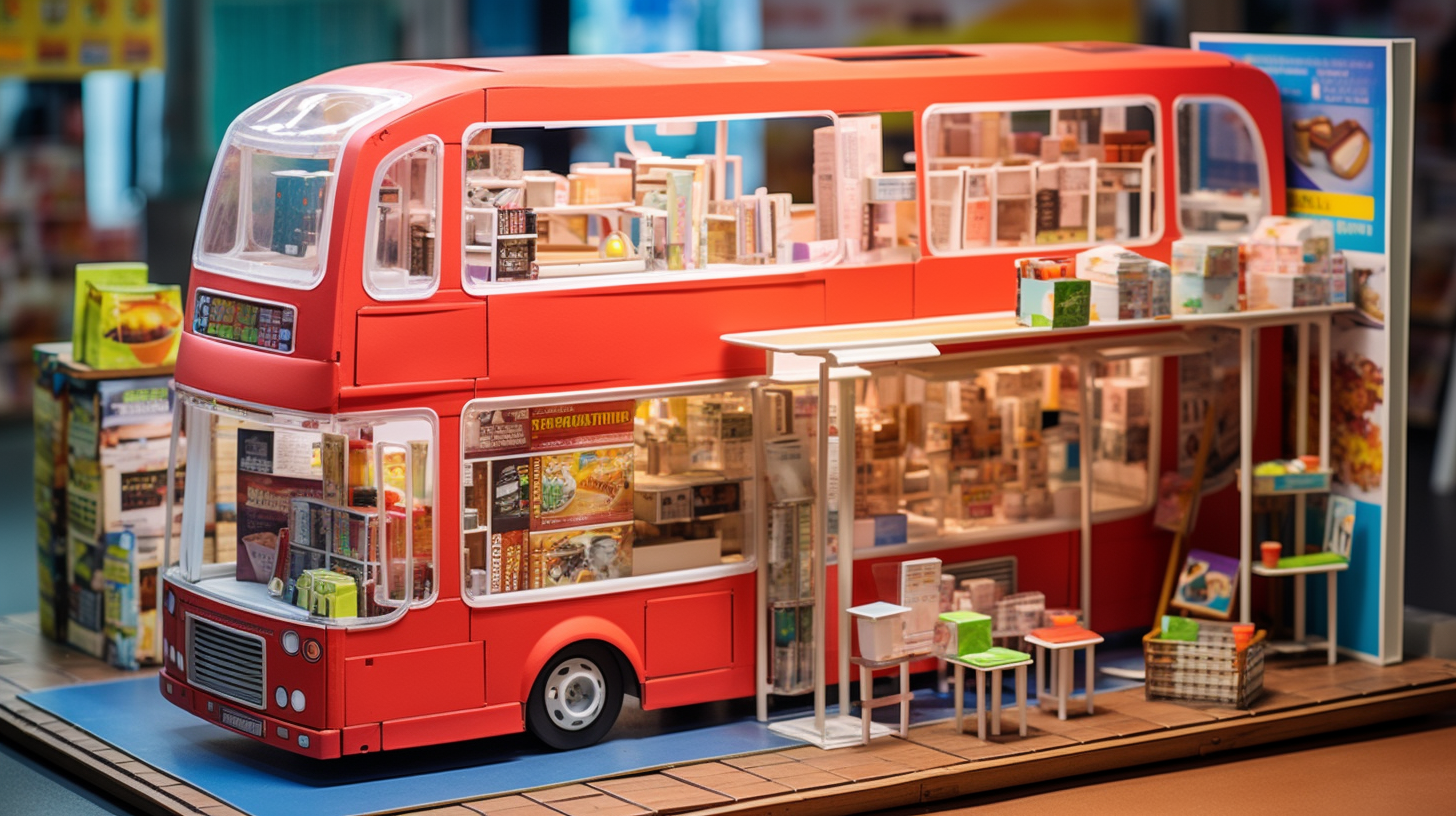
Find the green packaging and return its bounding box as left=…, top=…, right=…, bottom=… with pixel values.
left=934, top=610, right=992, bottom=658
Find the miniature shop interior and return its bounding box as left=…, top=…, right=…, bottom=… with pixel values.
left=4, top=4, right=1456, bottom=816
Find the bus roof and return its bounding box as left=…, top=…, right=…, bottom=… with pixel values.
left=308, top=43, right=1247, bottom=115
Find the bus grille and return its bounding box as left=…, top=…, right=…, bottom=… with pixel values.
left=188, top=616, right=266, bottom=709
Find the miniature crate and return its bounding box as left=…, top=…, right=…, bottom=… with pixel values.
left=1144, top=620, right=1265, bottom=708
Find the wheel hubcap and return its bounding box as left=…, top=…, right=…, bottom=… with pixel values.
left=544, top=657, right=605, bottom=731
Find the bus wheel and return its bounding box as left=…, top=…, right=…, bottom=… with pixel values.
left=527, top=643, right=623, bottom=750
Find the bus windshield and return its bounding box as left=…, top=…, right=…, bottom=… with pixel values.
left=168, top=390, right=437, bottom=627
left=194, top=85, right=409, bottom=289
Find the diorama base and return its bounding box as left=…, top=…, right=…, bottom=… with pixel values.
left=3, top=610, right=1456, bottom=816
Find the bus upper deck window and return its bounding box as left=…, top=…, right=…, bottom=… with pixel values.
left=366, top=137, right=442, bottom=299
left=194, top=85, right=410, bottom=289
left=921, top=100, right=1161, bottom=256
left=1176, top=98, right=1269, bottom=235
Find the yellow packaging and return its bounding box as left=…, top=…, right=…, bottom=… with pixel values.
left=82, top=283, right=183, bottom=369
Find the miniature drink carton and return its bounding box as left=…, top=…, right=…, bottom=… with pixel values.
left=933, top=610, right=992, bottom=658
left=1015, top=257, right=1090, bottom=328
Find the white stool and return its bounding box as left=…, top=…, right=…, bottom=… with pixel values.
left=1025, top=632, right=1104, bottom=720
left=850, top=653, right=920, bottom=745
left=947, top=654, right=1032, bottom=740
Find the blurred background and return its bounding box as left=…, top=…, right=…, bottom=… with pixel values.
left=0, top=0, right=1451, bottom=614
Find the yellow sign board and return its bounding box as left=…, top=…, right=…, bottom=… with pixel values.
left=0, top=0, right=165, bottom=78
left=1288, top=188, right=1376, bottom=222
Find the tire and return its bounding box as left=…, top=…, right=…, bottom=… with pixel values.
left=526, top=642, right=624, bottom=750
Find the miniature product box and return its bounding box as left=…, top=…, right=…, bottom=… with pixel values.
left=1015, top=257, right=1090, bottom=328
left=1248, top=271, right=1329, bottom=310
left=934, top=610, right=993, bottom=658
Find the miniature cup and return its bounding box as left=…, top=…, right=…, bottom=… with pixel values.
left=1232, top=623, right=1255, bottom=651
left=1261, top=541, right=1283, bottom=568
left=1051, top=614, right=1077, bottom=627
left=1299, top=454, right=1322, bottom=471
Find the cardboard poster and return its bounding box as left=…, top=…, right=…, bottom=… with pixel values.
left=530, top=447, right=634, bottom=531
left=1196, top=33, right=1412, bottom=662
left=528, top=401, right=635, bottom=451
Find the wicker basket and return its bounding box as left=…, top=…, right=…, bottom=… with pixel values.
left=1144, top=620, right=1265, bottom=708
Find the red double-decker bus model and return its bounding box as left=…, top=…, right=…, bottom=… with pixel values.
left=158, top=43, right=1285, bottom=757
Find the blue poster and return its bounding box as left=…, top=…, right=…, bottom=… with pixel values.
left=1195, top=37, right=1388, bottom=255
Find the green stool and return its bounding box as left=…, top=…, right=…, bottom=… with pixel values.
left=946, top=647, right=1033, bottom=740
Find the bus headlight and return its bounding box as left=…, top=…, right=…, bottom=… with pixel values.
left=275, top=686, right=288, bottom=708
left=290, top=690, right=306, bottom=712
left=282, top=631, right=300, bottom=655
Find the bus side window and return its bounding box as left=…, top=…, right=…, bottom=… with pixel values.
left=922, top=100, right=1160, bottom=254
left=366, top=137, right=443, bottom=299
left=1175, top=98, right=1269, bottom=234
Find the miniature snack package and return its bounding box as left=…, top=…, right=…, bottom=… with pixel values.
left=933, top=610, right=992, bottom=658
left=1015, top=257, right=1090, bottom=328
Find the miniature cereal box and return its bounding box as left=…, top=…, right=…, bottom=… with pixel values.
left=933, top=610, right=992, bottom=658
left=1015, top=257, right=1090, bottom=327
left=82, top=284, right=184, bottom=370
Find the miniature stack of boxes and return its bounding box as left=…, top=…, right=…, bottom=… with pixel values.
left=1074, top=245, right=1171, bottom=322
left=1243, top=216, right=1346, bottom=310
left=32, top=262, right=181, bottom=670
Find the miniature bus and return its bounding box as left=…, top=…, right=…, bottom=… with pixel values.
left=158, top=42, right=1285, bottom=757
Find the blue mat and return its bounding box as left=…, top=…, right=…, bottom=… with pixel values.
left=22, top=678, right=799, bottom=816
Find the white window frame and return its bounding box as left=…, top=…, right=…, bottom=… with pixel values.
left=920, top=95, right=1165, bottom=258
left=166, top=386, right=440, bottom=629
left=363, top=135, right=445, bottom=301
left=458, top=112, right=845, bottom=297
left=1172, top=94, right=1272, bottom=239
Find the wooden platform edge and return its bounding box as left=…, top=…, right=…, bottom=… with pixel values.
left=680, top=683, right=1456, bottom=816
left=0, top=697, right=213, bottom=816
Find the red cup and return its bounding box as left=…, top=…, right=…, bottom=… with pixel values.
left=1232, top=623, right=1255, bottom=651
left=1261, top=541, right=1282, bottom=568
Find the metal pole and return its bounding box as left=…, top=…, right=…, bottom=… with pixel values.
left=837, top=377, right=855, bottom=722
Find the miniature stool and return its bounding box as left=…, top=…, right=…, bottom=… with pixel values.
left=849, top=652, right=923, bottom=745
left=946, top=647, right=1032, bottom=740
left=1025, top=623, right=1104, bottom=720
